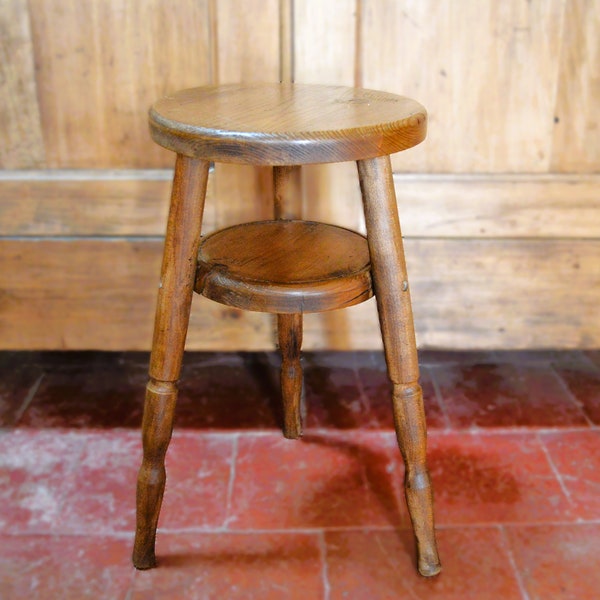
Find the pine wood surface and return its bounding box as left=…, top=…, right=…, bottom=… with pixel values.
left=2, top=0, right=597, bottom=172
left=149, top=84, right=427, bottom=165
left=3, top=173, right=597, bottom=238
left=195, top=220, right=373, bottom=314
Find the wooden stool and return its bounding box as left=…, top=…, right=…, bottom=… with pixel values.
left=133, top=83, right=441, bottom=577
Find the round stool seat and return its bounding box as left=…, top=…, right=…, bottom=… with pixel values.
left=195, top=220, right=373, bottom=313
left=150, top=83, right=427, bottom=165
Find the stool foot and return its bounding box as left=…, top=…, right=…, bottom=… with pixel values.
left=278, top=313, right=303, bottom=439
left=133, top=379, right=178, bottom=570
left=393, top=383, right=441, bottom=577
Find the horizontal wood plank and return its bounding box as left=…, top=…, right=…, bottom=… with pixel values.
left=1, top=238, right=597, bottom=350
left=1, top=173, right=597, bottom=238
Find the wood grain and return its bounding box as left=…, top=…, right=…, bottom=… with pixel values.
left=0, top=173, right=217, bottom=236
left=149, top=84, right=427, bottom=165
left=278, top=312, right=304, bottom=439
left=214, top=0, right=280, bottom=84
left=1, top=237, right=597, bottom=350
left=294, top=0, right=357, bottom=85
left=0, top=1, right=598, bottom=352
left=0, top=0, right=45, bottom=168
left=361, top=0, right=566, bottom=173
left=28, top=0, right=212, bottom=168
left=293, top=0, right=362, bottom=230
left=1, top=173, right=596, bottom=238
left=358, top=155, right=440, bottom=576
left=195, top=220, right=373, bottom=313
left=1, top=0, right=597, bottom=173
left=392, top=174, right=600, bottom=239
left=133, top=156, right=209, bottom=569
left=551, top=0, right=600, bottom=172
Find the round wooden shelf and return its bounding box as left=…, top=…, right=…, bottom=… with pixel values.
left=150, top=83, right=427, bottom=165
left=195, top=220, right=373, bottom=314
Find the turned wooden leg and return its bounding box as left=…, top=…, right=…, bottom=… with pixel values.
left=273, top=165, right=304, bottom=439
left=357, top=155, right=441, bottom=577
left=278, top=313, right=304, bottom=438
left=133, top=155, right=209, bottom=570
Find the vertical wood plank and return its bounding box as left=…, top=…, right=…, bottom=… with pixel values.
left=28, top=0, right=212, bottom=168
left=361, top=0, right=566, bottom=173
left=551, top=0, right=600, bottom=172
left=279, top=0, right=294, bottom=82
left=0, top=0, right=45, bottom=168
left=212, top=0, right=280, bottom=230
left=214, top=0, right=280, bottom=84
left=294, top=0, right=363, bottom=230
left=293, top=0, right=364, bottom=346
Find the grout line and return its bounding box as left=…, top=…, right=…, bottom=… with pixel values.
left=7, top=519, right=600, bottom=539
left=223, top=434, right=240, bottom=528
left=351, top=353, right=373, bottom=424
left=318, top=530, right=331, bottom=600
left=424, top=365, right=452, bottom=431
left=549, top=364, right=595, bottom=427
left=13, top=373, right=45, bottom=424
left=537, top=432, right=575, bottom=507
left=579, top=352, right=600, bottom=372
left=26, top=425, right=596, bottom=439
left=498, top=525, right=531, bottom=600
left=12, top=425, right=596, bottom=440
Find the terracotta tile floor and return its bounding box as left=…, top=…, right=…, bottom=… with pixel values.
left=0, top=350, right=599, bottom=599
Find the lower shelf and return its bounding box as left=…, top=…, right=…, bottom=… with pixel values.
left=195, top=220, right=373, bottom=313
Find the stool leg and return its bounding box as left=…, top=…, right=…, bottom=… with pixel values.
left=274, top=166, right=304, bottom=439
left=357, top=155, right=441, bottom=577
left=278, top=313, right=304, bottom=438
left=133, top=155, right=209, bottom=570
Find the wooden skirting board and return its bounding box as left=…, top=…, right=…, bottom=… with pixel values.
left=0, top=172, right=598, bottom=350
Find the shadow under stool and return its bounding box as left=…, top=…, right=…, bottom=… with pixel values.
left=132, top=83, right=441, bottom=577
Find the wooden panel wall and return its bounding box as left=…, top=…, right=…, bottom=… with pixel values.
left=0, top=0, right=598, bottom=350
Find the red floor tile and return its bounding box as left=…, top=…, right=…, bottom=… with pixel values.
left=18, top=362, right=146, bottom=428
left=427, top=432, right=573, bottom=525
left=0, top=430, right=84, bottom=534
left=175, top=353, right=281, bottom=430
left=55, top=432, right=141, bottom=534
left=57, top=432, right=233, bottom=534
left=159, top=434, right=234, bottom=530
left=132, top=532, right=323, bottom=599
left=540, top=430, right=600, bottom=520
left=505, top=523, right=600, bottom=600
left=432, top=362, right=587, bottom=428
left=552, top=355, right=600, bottom=424
left=325, top=527, right=523, bottom=600
left=0, top=534, right=135, bottom=600
left=228, top=432, right=407, bottom=529
left=304, top=352, right=446, bottom=430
